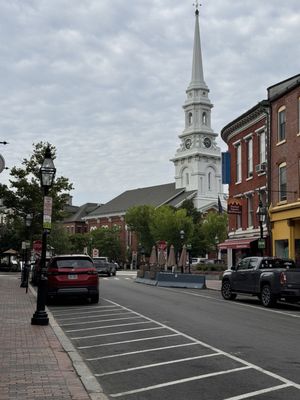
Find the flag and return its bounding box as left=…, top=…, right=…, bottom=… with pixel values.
left=218, top=196, right=223, bottom=214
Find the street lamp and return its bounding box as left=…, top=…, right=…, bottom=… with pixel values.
left=31, top=145, right=56, bottom=326
left=256, top=200, right=266, bottom=257
left=180, top=230, right=185, bottom=273
left=20, top=214, right=33, bottom=289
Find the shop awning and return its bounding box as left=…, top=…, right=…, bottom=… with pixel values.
left=218, top=238, right=258, bottom=250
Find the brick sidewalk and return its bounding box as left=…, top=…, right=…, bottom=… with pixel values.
left=0, top=273, right=94, bottom=400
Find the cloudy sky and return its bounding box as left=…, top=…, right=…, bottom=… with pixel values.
left=1, top=0, right=299, bottom=205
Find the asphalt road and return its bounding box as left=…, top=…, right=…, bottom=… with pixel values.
left=49, top=271, right=300, bottom=399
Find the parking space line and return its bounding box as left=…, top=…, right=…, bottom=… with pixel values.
left=109, top=366, right=252, bottom=397
left=78, top=333, right=181, bottom=350
left=66, top=320, right=152, bottom=333
left=51, top=306, right=120, bottom=316
left=223, top=383, right=291, bottom=400
left=58, top=311, right=132, bottom=321
left=50, top=305, right=116, bottom=313
left=60, top=316, right=142, bottom=327
left=71, top=326, right=165, bottom=340
left=96, top=353, right=221, bottom=376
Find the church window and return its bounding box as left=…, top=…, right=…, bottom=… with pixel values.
left=202, top=112, right=207, bottom=125
left=186, top=172, right=189, bottom=185
left=188, top=112, right=193, bottom=125
left=208, top=172, right=211, bottom=190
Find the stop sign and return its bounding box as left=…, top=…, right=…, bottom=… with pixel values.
left=33, top=240, right=42, bottom=253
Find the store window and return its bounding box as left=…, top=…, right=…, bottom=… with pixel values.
left=275, top=239, right=288, bottom=258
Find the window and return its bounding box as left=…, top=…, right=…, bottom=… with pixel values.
left=279, top=162, right=287, bottom=201
left=247, top=196, right=254, bottom=227
left=202, top=112, right=207, bottom=125
left=236, top=143, right=241, bottom=183
left=278, top=106, right=286, bottom=142
left=259, top=131, right=266, bottom=163
left=275, top=239, right=288, bottom=258
left=247, top=138, right=253, bottom=177
left=208, top=172, right=211, bottom=190
left=237, top=259, right=250, bottom=270
left=186, top=172, right=189, bottom=185
left=236, top=213, right=242, bottom=229
left=188, top=112, right=193, bottom=125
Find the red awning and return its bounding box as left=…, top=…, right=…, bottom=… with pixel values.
left=218, top=238, right=258, bottom=250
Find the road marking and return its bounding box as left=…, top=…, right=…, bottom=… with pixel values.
left=96, top=353, right=221, bottom=376
left=57, top=311, right=132, bottom=321
left=52, top=307, right=122, bottom=317
left=50, top=305, right=116, bottom=313
left=223, top=383, right=291, bottom=400
left=78, top=333, right=180, bottom=350
left=66, top=320, right=152, bottom=333
left=166, top=288, right=300, bottom=319
left=103, top=298, right=300, bottom=392
left=86, top=342, right=199, bottom=360
left=71, top=326, right=165, bottom=340
left=60, top=316, right=142, bottom=327
left=110, top=366, right=252, bottom=397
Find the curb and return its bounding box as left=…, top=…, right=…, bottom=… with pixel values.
left=29, top=285, right=110, bottom=400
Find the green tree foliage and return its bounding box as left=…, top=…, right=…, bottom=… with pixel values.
left=47, top=223, right=72, bottom=255
left=90, top=227, right=122, bottom=261
left=0, top=142, right=73, bottom=251
left=201, top=211, right=228, bottom=253
left=125, top=205, right=155, bottom=254
left=179, top=199, right=203, bottom=224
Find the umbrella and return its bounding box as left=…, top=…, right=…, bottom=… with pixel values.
left=149, top=245, right=157, bottom=266
left=3, top=249, right=18, bottom=255
left=158, top=250, right=166, bottom=270
left=178, top=245, right=187, bottom=273
left=167, top=245, right=176, bottom=271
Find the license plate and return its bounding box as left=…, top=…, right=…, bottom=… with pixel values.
left=68, top=274, right=78, bottom=280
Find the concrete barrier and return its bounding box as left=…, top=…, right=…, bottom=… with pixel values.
left=135, top=271, right=206, bottom=289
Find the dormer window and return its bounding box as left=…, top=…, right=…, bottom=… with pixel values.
left=188, top=112, right=193, bottom=125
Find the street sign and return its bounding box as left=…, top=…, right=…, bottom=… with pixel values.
left=258, top=239, right=266, bottom=249
left=92, top=248, right=99, bottom=257
left=33, top=240, right=42, bottom=253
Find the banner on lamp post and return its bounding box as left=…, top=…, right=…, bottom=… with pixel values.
left=43, top=196, right=53, bottom=230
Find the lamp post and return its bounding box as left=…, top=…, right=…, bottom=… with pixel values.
left=180, top=230, right=185, bottom=273
left=20, top=214, right=33, bottom=289
left=256, top=200, right=266, bottom=257
left=31, top=145, right=56, bottom=326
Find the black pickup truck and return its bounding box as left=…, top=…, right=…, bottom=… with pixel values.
left=221, top=257, right=300, bottom=307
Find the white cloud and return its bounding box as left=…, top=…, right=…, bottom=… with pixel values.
left=0, top=0, right=299, bottom=204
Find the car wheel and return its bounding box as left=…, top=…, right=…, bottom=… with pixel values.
left=261, top=284, right=277, bottom=307
left=90, top=293, right=99, bottom=304
left=221, top=280, right=237, bottom=300
left=107, top=271, right=111, bottom=277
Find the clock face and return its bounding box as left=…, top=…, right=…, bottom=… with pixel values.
left=185, top=138, right=192, bottom=149
left=203, top=137, right=212, bottom=148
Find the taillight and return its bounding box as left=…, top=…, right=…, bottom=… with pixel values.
left=47, top=269, right=59, bottom=276
left=280, top=271, right=287, bottom=285
left=88, top=269, right=98, bottom=275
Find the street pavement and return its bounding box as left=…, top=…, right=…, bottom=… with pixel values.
left=0, top=271, right=220, bottom=400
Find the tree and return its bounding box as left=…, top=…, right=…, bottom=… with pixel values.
left=47, top=223, right=72, bottom=255
left=180, top=199, right=203, bottom=224
left=125, top=205, right=155, bottom=254
left=0, top=142, right=73, bottom=251
left=201, top=212, right=228, bottom=253
left=90, top=227, right=122, bottom=261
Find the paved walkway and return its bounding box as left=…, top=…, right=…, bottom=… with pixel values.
left=0, top=272, right=221, bottom=400
left=0, top=273, right=107, bottom=400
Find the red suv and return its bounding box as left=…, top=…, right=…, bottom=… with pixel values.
left=47, top=255, right=99, bottom=303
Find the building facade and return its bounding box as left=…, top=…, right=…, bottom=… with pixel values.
left=268, top=75, right=300, bottom=264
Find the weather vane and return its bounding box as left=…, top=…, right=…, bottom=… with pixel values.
left=193, top=1, right=202, bottom=15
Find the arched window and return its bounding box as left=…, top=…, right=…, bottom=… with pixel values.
left=208, top=172, right=211, bottom=190
left=188, top=112, right=193, bottom=125
left=202, top=112, right=207, bottom=125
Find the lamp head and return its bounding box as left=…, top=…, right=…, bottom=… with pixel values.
left=40, top=145, right=56, bottom=189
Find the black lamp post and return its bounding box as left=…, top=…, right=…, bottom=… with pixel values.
left=180, top=230, right=185, bottom=273
left=20, top=214, right=33, bottom=289
left=31, top=146, right=56, bottom=326
left=256, top=200, right=266, bottom=257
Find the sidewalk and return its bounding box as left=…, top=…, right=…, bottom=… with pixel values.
left=0, top=273, right=107, bottom=400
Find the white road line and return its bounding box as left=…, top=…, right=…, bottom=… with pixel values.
left=223, top=383, right=291, bottom=400
left=50, top=305, right=116, bottom=313
left=96, top=353, right=221, bottom=376
left=66, top=320, right=152, bottom=333
left=78, top=333, right=180, bottom=350
left=103, top=298, right=300, bottom=391
left=166, top=288, right=300, bottom=319
left=71, top=326, right=165, bottom=340
left=86, top=342, right=199, bottom=360
left=60, top=316, right=142, bottom=327
left=52, top=308, right=122, bottom=317
left=57, top=311, right=132, bottom=321
left=110, top=366, right=252, bottom=397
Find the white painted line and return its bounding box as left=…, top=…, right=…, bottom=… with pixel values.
left=87, top=342, right=199, bottom=360
left=71, top=326, right=164, bottom=340
left=96, top=353, right=221, bottom=376
left=78, top=333, right=180, bottom=350
left=51, top=306, right=119, bottom=315
left=66, top=320, right=152, bottom=333
left=110, top=366, right=252, bottom=397
left=223, top=383, right=291, bottom=400
left=60, top=316, right=142, bottom=327
left=57, top=311, right=132, bottom=321
left=104, top=298, right=300, bottom=391
left=50, top=305, right=116, bottom=313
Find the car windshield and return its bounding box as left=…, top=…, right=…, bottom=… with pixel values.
left=56, top=258, right=94, bottom=269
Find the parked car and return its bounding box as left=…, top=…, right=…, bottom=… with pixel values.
left=221, top=256, right=300, bottom=307
left=191, top=257, right=208, bottom=265
left=47, top=254, right=99, bottom=303
left=93, top=258, right=117, bottom=277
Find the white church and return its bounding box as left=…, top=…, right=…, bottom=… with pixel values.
left=83, top=6, right=224, bottom=230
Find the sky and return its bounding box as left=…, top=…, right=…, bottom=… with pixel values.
left=1, top=0, right=299, bottom=206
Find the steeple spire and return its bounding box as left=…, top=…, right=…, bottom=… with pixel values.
left=189, top=2, right=208, bottom=91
